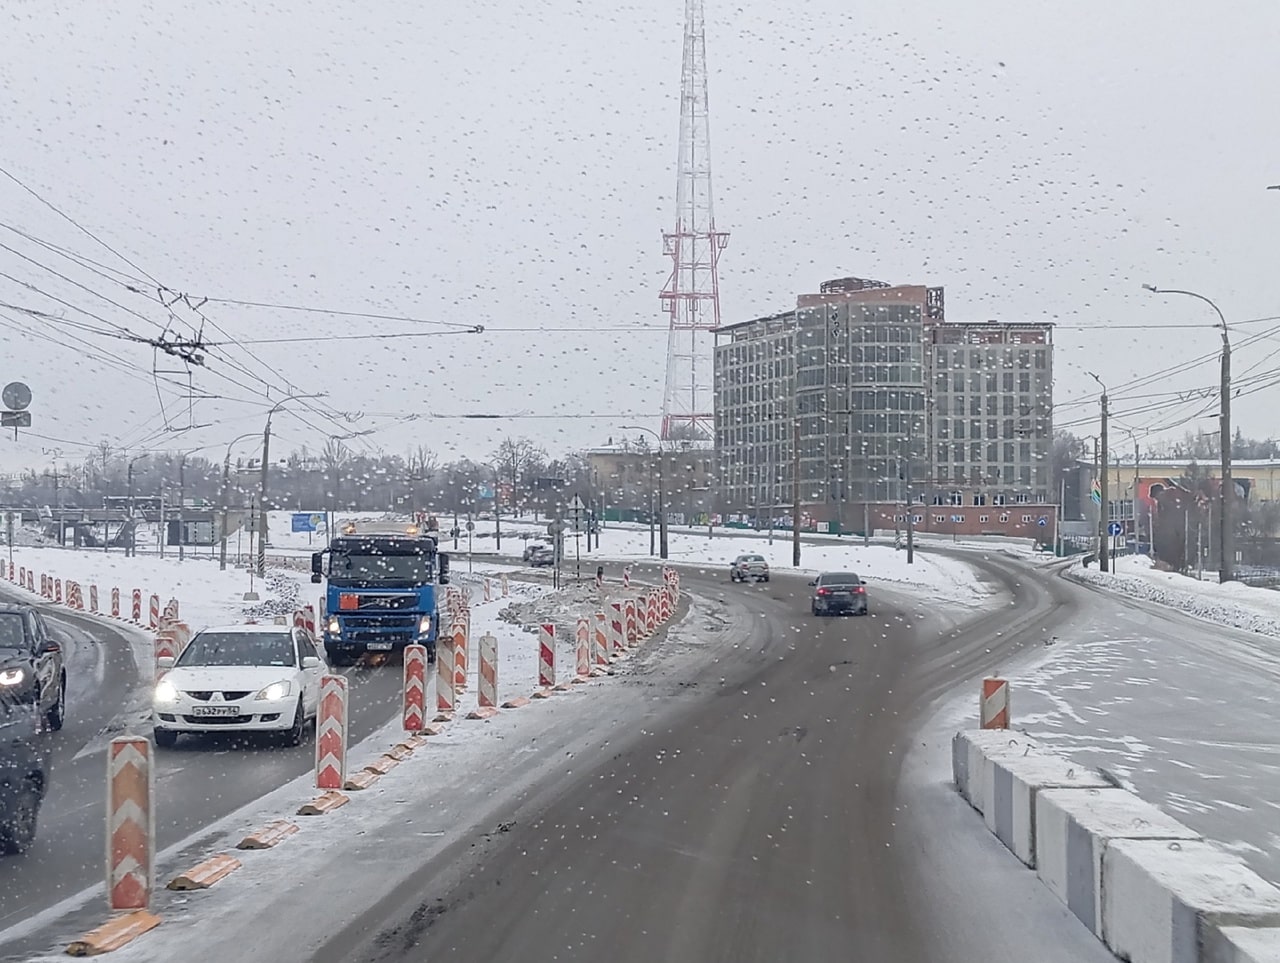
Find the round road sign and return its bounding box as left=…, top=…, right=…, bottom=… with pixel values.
left=2, top=382, right=31, bottom=411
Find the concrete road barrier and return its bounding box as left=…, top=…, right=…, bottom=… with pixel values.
left=1204, top=925, right=1280, bottom=963
left=982, top=752, right=1110, bottom=866
left=65, top=910, right=161, bottom=957
left=1103, top=838, right=1280, bottom=963
left=951, top=729, right=1040, bottom=811
left=166, top=854, right=241, bottom=891
left=236, top=820, right=298, bottom=850
left=1035, top=787, right=1201, bottom=939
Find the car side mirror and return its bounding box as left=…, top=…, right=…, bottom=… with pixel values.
left=157, top=655, right=175, bottom=670
left=807, top=580, right=817, bottom=586
left=302, top=655, right=321, bottom=669
left=40, top=639, right=61, bottom=656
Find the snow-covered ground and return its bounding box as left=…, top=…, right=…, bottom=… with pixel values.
left=2, top=546, right=315, bottom=632
left=1072, top=554, right=1280, bottom=639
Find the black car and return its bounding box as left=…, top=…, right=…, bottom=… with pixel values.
left=0, top=606, right=66, bottom=731
left=528, top=545, right=555, bottom=568
left=0, top=710, right=46, bottom=854
left=809, top=572, right=868, bottom=616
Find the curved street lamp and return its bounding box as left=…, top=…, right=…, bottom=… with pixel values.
left=620, top=425, right=667, bottom=560
left=1142, top=284, right=1233, bottom=581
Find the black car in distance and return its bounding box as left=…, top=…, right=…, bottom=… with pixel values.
left=809, top=572, right=869, bottom=616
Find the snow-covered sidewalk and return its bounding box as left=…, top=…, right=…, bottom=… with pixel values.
left=1071, top=554, right=1280, bottom=640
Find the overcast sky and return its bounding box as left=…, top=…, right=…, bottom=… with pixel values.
left=2, top=0, right=1279, bottom=474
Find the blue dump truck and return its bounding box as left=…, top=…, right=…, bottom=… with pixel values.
left=311, top=520, right=450, bottom=667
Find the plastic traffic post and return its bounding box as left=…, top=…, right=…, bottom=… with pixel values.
left=315, top=675, right=349, bottom=790
left=436, top=633, right=456, bottom=717
left=89, top=585, right=99, bottom=614
left=477, top=632, right=498, bottom=709
left=609, top=602, right=624, bottom=657
left=538, top=623, right=556, bottom=689
left=575, top=616, right=590, bottom=679
left=501, top=573, right=509, bottom=597
left=403, top=644, right=428, bottom=732
left=624, top=598, right=638, bottom=645
left=131, top=589, right=142, bottom=623
left=148, top=594, right=160, bottom=630
left=980, top=677, right=1010, bottom=729
left=592, top=612, right=609, bottom=666
left=622, top=565, right=631, bottom=589
left=452, top=618, right=468, bottom=692
left=107, top=736, right=154, bottom=911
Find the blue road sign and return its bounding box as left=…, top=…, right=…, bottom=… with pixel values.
left=292, top=512, right=320, bottom=533
left=1037, top=517, right=1048, bottom=527
left=1107, top=521, right=1123, bottom=536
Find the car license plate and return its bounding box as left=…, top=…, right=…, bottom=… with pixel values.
left=191, top=705, right=240, bottom=717
left=366, top=642, right=393, bottom=651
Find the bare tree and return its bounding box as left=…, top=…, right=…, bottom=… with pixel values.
left=491, top=437, right=546, bottom=508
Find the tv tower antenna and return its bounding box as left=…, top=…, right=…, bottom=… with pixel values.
left=659, top=0, right=729, bottom=444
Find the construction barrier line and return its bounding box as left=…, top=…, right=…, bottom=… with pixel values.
left=538, top=623, right=556, bottom=689
left=981, top=677, right=1010, bottom=729
left=575, top=617, right=590, bottom=680
left=436, top=633, right=456, bottom=718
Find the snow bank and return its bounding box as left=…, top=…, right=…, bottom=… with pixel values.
left=1073, top=556, right=1280, bottom=639
left=3, top=546, right=314, bottom=633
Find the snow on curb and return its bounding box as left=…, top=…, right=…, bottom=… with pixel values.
left=1070, top=558, right=1280, bottom=640
left=952, top=731, right=1280, bottom=962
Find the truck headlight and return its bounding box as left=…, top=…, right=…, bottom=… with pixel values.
left=418, top=615, right=432, bottom=634
left=254, top=681, right=292, bottom=702
left=326, top=616, right=340, bottom=635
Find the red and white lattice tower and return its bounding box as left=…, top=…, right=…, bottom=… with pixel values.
left=658, top=0, right=729, bottom=443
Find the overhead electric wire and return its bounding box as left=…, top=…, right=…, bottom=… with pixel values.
left=199, top=295, right=478, bottom=331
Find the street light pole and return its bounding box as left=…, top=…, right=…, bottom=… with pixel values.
left=256, top=393, right=325, bottom=579
left=221, top=432, right=258, bottom=571
left=1143, top=285, right=1232, bottom=581
left=621, top=425, right=667, bottom=560
left=1088, top=372, right=1109, bottom=572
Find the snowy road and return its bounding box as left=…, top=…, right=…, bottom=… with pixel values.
left=0, top=582, right=410, bottom=933
left=1012, top=571, right=1280, bottom=886
left=316, top=558, right=1112, bottom=963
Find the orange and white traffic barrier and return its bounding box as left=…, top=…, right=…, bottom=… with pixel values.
left=452, top=618, right=468, bottom=692
left=538, top=623, right=556, bottom=690
left=622, top=565, right=631, bottom=589
left=624, top=598, right=638, bottom=646
left=111, top=588, right=121, bottom=619
left=5, top=561, right=11, bottom=580
left=471, top=632, right=498, bottom=719
left=315, top=675, right=349, bottom=790
left=501, top=573, right=509, bottom=598
left=483, top=578, right=493, bottom=603
left=981, top=677, right=1010, bottom=729
left=435, top=633, right=456, bottom=718
left=54, top=578, right=62, bottom=604
left=154, top=630, right=179, bottom=683
left=173, top=621, right=192, bottom=652
left=148, top=594, right=160, bottom=630
left=301, top=604, right=316, bottom=635
left=164, top=599, right=179, bottom=621
left=403, top=644, right=428, bottom=732
left=575, top=616, right=590, bottom=681
left=131, top=589, right=142, bottom=623
left=16, top=566, right=23, bottom=586
left=660, top=588, right=671, bottom=623
left=592, top=612, right=609, bottom=667
left=108, top=736, right=154, bottom=911
left=89, top=585, right=99, bottom=614
left=609, top=602, right=625, bottom=657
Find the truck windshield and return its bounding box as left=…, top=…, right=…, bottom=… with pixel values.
left=329, top=553, right=433, bottom=582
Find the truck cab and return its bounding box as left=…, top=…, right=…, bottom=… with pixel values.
left=311, top=521, right=449, bottom=667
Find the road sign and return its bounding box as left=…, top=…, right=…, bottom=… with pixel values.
left=569, top=494, right=586, bottom=512
left=1037, top=517, right=1048, bottom=527
left=547, top=520, right=566, bottom=536
left=0, top=411, right=31, bottom=428
left=291, top=512, right=318, bottom=533
left=1107, top=521, right=1123, bottom=536
left=465, top=520, right=475, bottom=532
left=2, top=382, right=31, bottom=411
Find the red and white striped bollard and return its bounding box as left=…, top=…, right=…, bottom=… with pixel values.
left=403, top=644, right=428, bottom=732
left=981, top=677, right=1010, bottom=729
left=575, top=616, right=590, bottom=680
left=315, top=675, right=349, bottom=789
left=436, top=632, right=456, bottom=719
left=538, top=623, right=556, bottom=690
left=108, top=736, right=154, bottom=910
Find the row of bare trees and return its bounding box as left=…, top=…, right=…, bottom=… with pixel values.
left=2, top=436, right=590, bottom=516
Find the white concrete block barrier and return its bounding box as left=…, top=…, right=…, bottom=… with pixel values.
left=1103, top=838, right=1280, bottom=963
left=951, top=728, right=1042, bottom=811
left=1035, top=787, right=1201, bottom=940
left=1204, top=925, right=1280, bottom=963
left=982, top=752, right=1111, bottom=866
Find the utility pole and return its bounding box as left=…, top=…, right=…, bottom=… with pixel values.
left=1090, top=373, right=1109, bottom=572
left=792, top=417, right=801, bottom=567
left=493, top=474, right=502, bottom=552
left=219, top=456, right=231, bottom=571
left=1143, top=285, right=1232, bottom=581
left=1220, top=325, right=1233, bottom=582
left=257, top=416, right=272, bottom=579
left=905, top=447, right=915, bottom=566
left=658, top=447, right=668, bottom=560
left=178, top=455, right=187, bottom=562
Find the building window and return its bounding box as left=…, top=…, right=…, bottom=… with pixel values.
left=999, top=513, right=1009, bottom=523
left=1022, top=514, right=1032, bottom=523
left=949, top=491, right=963, bottom=506
left=932, top=494, right=944, bottom=506
left=973, top=494, right=987, bottom=506
left=979, top=514, right=989, bottom=523
left=1016, top=492, right=1030, bottom=504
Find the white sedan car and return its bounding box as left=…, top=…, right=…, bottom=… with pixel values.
left=152, top=624, right=328, bottom=748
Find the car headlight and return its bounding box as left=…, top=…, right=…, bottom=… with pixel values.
left=418, top=614, right=432, bottom=634
left=255, top=681, right=292, bottom=702
left=0, top=667, right=25, bottom=687
left=154, top=680, right=178, bottom=704
left=326, top=616, right=340, bottom=635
